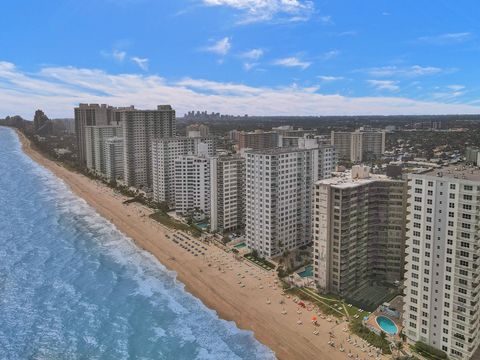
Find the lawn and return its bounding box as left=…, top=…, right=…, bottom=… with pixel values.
left=149, top=212, right=202, bottom=237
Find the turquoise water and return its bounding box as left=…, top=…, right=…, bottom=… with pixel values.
left=196, top=222, right=209, bottom=230
left=298, top=265, right=313, bottom=278
left=0, top=127, right=275, bottom=360
left=376, top=316, right=398, bottom=335
left=234, top=242, right=246, bottom=249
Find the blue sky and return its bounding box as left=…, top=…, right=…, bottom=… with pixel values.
left=1, top=0, right=480, bottom=117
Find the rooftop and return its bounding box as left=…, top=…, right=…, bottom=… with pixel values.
left=419, top=163, right=480, bottom=182
left=245, top=147, right=311, bottom=155
left=317, top=167, right=396, bottom=189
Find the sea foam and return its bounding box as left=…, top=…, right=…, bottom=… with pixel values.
left=0, top=127, right=276, bottom=360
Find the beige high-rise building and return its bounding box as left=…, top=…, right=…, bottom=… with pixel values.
left=105, top=137, right=124, bottom=181
left=403, top=165, right=480, bottom=360
left=313, top=166, right=407, bottom=305
left=74, top=104, right=129, bottom=165
left=238, top=130, right=279, bottom=151
left=210, top=155, right=245, bottom=233
left=84, top=125, right=122, bottom=176
left=331, top=129, right=385, bottom=162
left=121, top=105, right=176, bottom=190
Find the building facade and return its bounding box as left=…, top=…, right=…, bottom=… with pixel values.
left=151, top=137, right=215, bottom=206
left=174, top=155, right=211, bottom=217
left=238, top=130, right=279, bottom=151
left=403, top=166, right=480, bottom=360
left=74, top=104, right=127, bottom=165
left=210, top=155, right=246, bottom=233
left=245, top=147, right=328, bottom=258
left=121, top=105, right=176, bottom=190
left=84, top=125, right=122, bottom=176
left=331, top=129, right=385, bottom=162
left=313, top=166, right=407, bottom=303
left=105, top=137, right=124, bottom=181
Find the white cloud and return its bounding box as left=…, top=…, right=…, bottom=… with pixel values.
left=1, top=61, right=480, bottom=119
left=367, top=80, right=399, bottom=92
left=241, top=48, right=264, bottom=60
left=418, top=32, right=472, bottom=45
left=201, top=0, right=315, bottom=24
left=320, top=50, right=340, bottom=60
left=447, top=84, right=465, bottom=91
left=318, top=75, right=344, bottom=82
left=362, top=65, right=447, bottom=77
left=273, top=56, right=311, bottom=70
left=203, top=37, right=232, bottom=55
left=112, top=50, right=126, bottom=62
left=101, top=49, right=127, bottom=62
left=131, top=57, right=149, bottom=71
left=243, top=62, right=258, bottom=71
left=319, top=15, right=333, bottom=24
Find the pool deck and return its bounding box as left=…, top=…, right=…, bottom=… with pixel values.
left=365, top=312, right=403, bottom=340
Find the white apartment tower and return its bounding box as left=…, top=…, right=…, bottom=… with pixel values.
left=121, top=105, right=176, bottom=190
left=174, top=155, right=211, bottom=217
left=210, top=155, right=246, bottom=233
left=84, top=125, right=122, bottom=176
left=105, top=137, right=124, bottom=181
left=245, top=147, right=327, bottom=258
left=74, top=103, right=129, bottom=165
left=313, top=166, right=407, bottom=304
left=403, top=165, right=480, bottom=360
left=151, top=137, right=215, bottom=206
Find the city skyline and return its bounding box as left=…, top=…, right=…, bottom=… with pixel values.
left=1, top=0, right=480, bottom=118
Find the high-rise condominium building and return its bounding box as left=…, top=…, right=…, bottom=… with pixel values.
left=331, top=128, right=385, bottom=162
left=403, top=165, right=480, bottom=360
left=238, top=130, right=279, bottom=151
left=84, top=125, right=122, bottom=176
left=313, top=166, right=407, bottom=304
left=245, top=145, right=335, bottom=258
left=186, top=123, right=209, bottom=138
left=174, top=154, right=211, bottom=217
left=105, top=137, right=124, bottom=181
left=74, top=104, right=128, bottom=165
left=151, top=137, right=215, bottom=206
left=210, top=155, right=245, bottom=233
left=121, top=105, right=176, bottom=190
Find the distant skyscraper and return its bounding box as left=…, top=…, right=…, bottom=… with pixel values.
left=210, top=155, right=246, bottom=233
left=403, top=165, right=480, bottom=360
left=152, top=137, right=215, bottom=206
left=74, top=104, right=120, bottom=165
left=121, top=105, right=176, bottom=190
left=331, top=129, right=385, bottom=162
left=313, top=166, right=407, bottom=304
left=238, top=130, right=279, bottom=151
left=186, top=124, right=209, bottom=137
left=84, top=125, right=122, bottom=175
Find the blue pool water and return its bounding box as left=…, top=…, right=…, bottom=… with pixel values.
left=0, top=127, right=275, bottom=360
left=234, top=242, right=246, bottom=249
left=376, top=316, right=398, bottom=335
left=297, top=265, right=313, bottom=278
left=196, top=222, right=209, bottom=230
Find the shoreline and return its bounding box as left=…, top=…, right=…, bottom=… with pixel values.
left=14, top=128, right=382, bottom=360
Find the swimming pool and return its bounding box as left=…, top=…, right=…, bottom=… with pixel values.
left=234, top=242, right=246, bottom=249
left=297, top=265, right=313, bottom=278
left=196, top=222, right=209, bottom=230
left=376, top=316, right=398, bottom=335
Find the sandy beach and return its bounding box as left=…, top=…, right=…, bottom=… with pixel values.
left=16, top=129, right=388, bottom=360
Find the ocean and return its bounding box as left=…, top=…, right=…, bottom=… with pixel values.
left=0, top=127, right=275, bottom=360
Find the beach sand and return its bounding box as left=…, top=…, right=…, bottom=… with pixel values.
left=16, top=130, right=388, bottom=360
